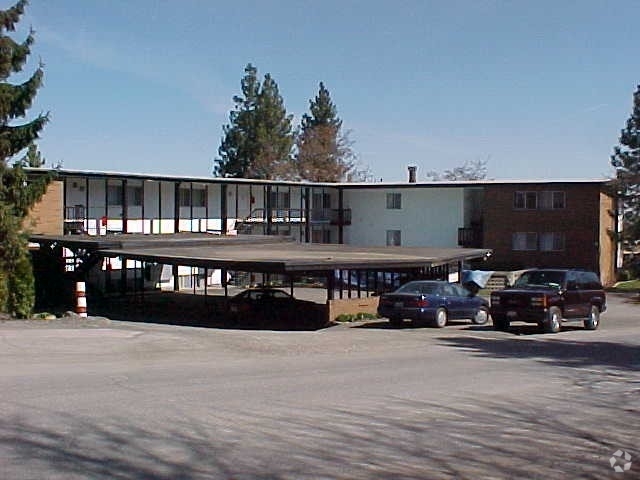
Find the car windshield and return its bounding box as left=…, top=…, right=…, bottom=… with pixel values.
left=395, top=282, right=439, bottom=295
left=513, top=271, right=565, bottom=289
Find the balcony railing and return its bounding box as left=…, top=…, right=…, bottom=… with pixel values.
left=458, top=227, right=483, bottom=248
left=243, top=208, right=352, bottom=225
left=65, top=205, right=86, bottom=221
left=310, top=208, right=351, bottom=225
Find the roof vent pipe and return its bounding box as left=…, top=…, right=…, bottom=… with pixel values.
left=408, top=165, right=417, bottom=183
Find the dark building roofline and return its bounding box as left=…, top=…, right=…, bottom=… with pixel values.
left=27, top=167, right=614, bottom=190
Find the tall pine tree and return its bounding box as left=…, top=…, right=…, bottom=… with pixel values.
left=214, top=64, right=293, bottom=180
left=0, top=0, right=49, bottom=318
left=294, top=82, right=356, bottom=182
left=611, top=84, right=640, bottom=246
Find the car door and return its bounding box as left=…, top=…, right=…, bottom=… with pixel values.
left=563, top=271, right=582, bottom=318
left=578, top=271, right=603, bottom=316
left=442, top=283, right=465, bottom=319
left=451, top=283, right=477, bottom=318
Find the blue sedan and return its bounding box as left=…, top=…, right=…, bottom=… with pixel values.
left=377, top=280, right=490, bottom=328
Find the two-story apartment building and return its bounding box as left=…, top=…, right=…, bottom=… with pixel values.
left=27, top=168, right=618, bottom=286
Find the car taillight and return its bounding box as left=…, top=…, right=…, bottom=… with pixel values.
left=490, top=293, right=500, bottom=305
left=416, top=298, right=429, bottom=308
left=530, top=296, right=547, bottom=307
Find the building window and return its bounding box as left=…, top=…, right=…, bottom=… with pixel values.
left=179, top=188, right=190, bottom=207
left=512, top=232, right=537, bottom=251
left=107, top=184, right=123, bottom=206
left=180, top=188, right=207, bottom=207
left=539, top=191, right=566, bottom=210
left=270, top=191, right=290, bottom=209
left=126, top=185, right=143, bottom=206
left=386, top=193, right=402, bottom=209
left=514, top=191, right=537, bottom=210
left=540, top=232, right=565, bottom=251
left=192, top=189, right=206, bottom=207
left=386, top=230, right=401, bottom=246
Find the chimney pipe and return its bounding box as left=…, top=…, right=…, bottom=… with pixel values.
left=408, top=165, right=417, bottom=183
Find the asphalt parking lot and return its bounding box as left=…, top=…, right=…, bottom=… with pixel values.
left=1, top=293, right=638, bottom=479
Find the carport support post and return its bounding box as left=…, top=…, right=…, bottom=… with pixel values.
left=120, top=257, right=127, bottom=295
left=326, top=271, right=335, bottom=301
left=222, top=268, right=228, bottom=297
left=173, top=264, right=179, bottom=291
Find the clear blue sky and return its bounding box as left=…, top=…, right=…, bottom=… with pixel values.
left=16, top=0, right=640, bottom=181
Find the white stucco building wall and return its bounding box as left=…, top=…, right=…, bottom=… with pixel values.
left=343, top=187, right=465, bottom=247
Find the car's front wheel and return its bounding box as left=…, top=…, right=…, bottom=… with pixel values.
left=543, top=307, right=562, bottom=333
left=584, top=305, right=600, bottom=330
left=432, top=308, right=448, bottom=328
left=472, top=306, right=490, bottom=325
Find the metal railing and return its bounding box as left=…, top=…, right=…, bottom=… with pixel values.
left=243, top=208, right=351, bottom=225
left=458, top=227, right=483, bottom=248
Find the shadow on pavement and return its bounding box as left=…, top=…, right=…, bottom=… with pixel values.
left=438, top=335, right=640, bottom=371
left=89, top=291, right=331, bottom=331
left=1, top=390, right=637, bottom=479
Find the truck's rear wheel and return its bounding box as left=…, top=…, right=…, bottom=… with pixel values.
left=584, top=305, right=600, bottom=330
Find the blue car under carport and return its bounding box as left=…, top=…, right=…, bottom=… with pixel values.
left=377, top=280, right=490, bottom=328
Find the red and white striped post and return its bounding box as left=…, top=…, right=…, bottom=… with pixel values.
left=75, top=281, right=87, bottom=317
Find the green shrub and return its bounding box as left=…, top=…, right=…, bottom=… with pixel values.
left=335, top=312, right=379, bottom=322
left=7, top=249, right=35, bottom=319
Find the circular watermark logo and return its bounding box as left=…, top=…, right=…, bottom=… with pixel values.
left=609, top=450, right=632, bottom=473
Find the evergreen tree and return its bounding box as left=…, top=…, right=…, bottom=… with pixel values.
left=214, top=64, right=293, bottom=180
left=0, top=0, right=49, bottom=318
left=294, top=82, right=356, bottom=182
left=611, top=85, right=640, bottom=246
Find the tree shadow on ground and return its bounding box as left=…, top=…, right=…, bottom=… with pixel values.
left=438, top=335, right=640, bottom=371
left=1, top=389, right=637, bottom=479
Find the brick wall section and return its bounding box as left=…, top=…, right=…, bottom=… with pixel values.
left=328, top=296, right=379, bottom=321
left=482, top=183, right=615, bottom=283
left=25, top=180, right=64, bottom=235
left=599, top=191, right=616, bottom=286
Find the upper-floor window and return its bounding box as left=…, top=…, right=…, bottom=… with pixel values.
left=270, top=191, right=290, bottom=209
left=180, top=187, right=207, bottom=207
left=127, top=185, right=143, bottom=206
left=386, top=229, right=402, bottom=246
left=312, top=192, right=331, bottom=209
left=514, top=190, right=566, bottom=210
left=107, top=184, right=123, bottom=206
left=513, top=191, right=537, bottom=209
left=539, top=191, right=566, bottom=210
left=539, top=232, right=565, bottom=251
left=512, top=232, right=537, bottom=251
left=386, top=192, right=402, bottom=209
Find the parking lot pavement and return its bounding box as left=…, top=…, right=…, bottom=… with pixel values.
left=0, top=293, right=638, bottom=479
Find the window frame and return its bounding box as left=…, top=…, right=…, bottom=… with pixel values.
left=539, top=232, right=566, bottom=252
left=386, top=192, right=402, bottom=210
left=514, top=191, right=538, bottom=210
left=107, top=184, right=123, bottom=207
left=539, top=191, right=566, bottom=210
left=386, top=229, right=402, bottom=246
left=512, top=232, right=538, bottom=251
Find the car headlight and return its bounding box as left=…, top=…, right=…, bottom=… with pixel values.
left=530, top=296, right=547, bottom=307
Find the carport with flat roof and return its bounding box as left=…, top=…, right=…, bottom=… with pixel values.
left=29, top=233, right=492, bottom=325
